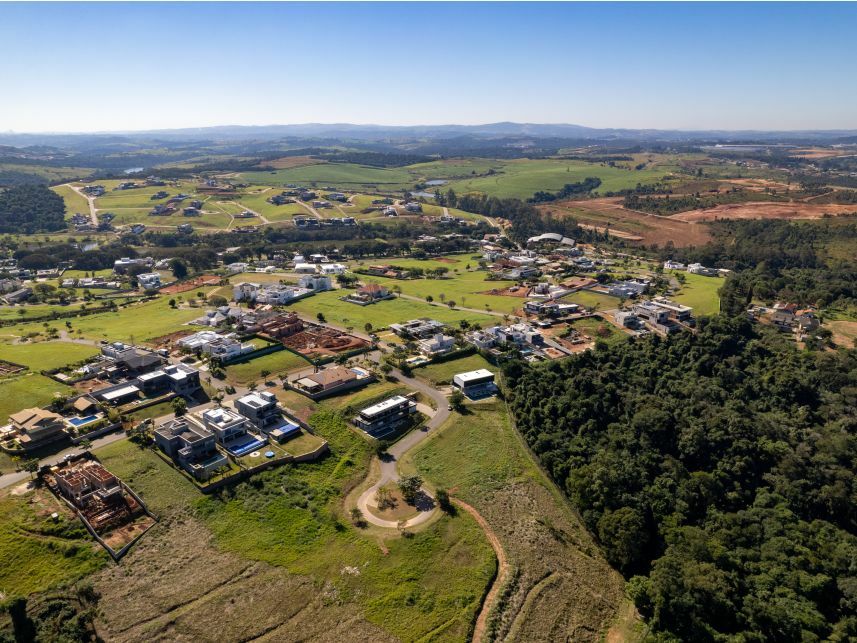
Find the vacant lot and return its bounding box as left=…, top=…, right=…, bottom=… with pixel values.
left=0, top=373, right=72, bottom=422
left=444, top=159, right=672, bottom=199
left=542, top=198, right=713, bottom=247
left=0, top=340, right=98, bottom=371
left=672, top=201, right=857, bottom=222
left=286, top=290, right=495, bottom=330
left=51, top=184, right=91, bottom=218
left=1, top=298, right=203, bottom=345
left=0, top=486, right=106, bottom=598
left=670, top=272, right=723, bottom=316
left=224, top=348, right=312, bottom=386
left=416, top=353, right=497, bottom=385
left=401, top=401, right=639, bottom=642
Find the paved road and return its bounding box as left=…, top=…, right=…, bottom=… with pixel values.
left=355, top=367, right=450, bottom=528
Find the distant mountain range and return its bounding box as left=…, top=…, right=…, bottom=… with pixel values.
left=2, top=122, right=857, bottom=147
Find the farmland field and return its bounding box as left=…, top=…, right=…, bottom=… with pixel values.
left=401, top=401, right=638, bottom=641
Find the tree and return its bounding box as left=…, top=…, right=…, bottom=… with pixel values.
left=435, top=488, right=453, bottom=513
left=168, top=298, right=177, bottom=308
left=260, top=369, right=271, bottom=380
left=316, top=312, right=326, bottom=323
left=379, top=362, right=393, bottom=377
left=78, top=438, right=92, bottom=452
left=364, top=322, right=373, bottom=333
left=347, top=507, right=364, bottom=527
left=449, top=390, right=466, bottom=412
left=208, top=294, right=228, bottom=307
left=426, top=295, right=434, bottom=303
left=397, top=474, right=423, bottom=504
left=170, top=258, right=188, bottom=280
left=171, top=397, right=187, bottom=417
left=447, top=300, right=456, bottom=309
left=22, top=458, right=39, bottom=479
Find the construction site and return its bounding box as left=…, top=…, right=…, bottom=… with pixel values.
left=0, top=359, right=26, bottom=376
left=42, top=455, right=156, bottom=559
left=278, top=322, right=370, bottom=360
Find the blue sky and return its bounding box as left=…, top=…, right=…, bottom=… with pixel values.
left=1, top=2, right=856, bottom=132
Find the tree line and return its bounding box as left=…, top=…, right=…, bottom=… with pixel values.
left=504, top=316, right=857, bottom=641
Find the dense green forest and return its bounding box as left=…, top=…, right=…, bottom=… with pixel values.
left=0, top=185, right=66, bottom=233
left=665, top=219, right=857, bottom=313
left=505, top=317, right=857, bottom=641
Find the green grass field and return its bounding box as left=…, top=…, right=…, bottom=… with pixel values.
left=239, top=164, right=415, bottom=190
left=0, top=373, right=72, bottom=422
left=565, top=316, right=628, bottom=347
left=437, top=159, right=673, bottom=199
left=286, top=290, right=495, bottom=330
left=1, top=298, right=203, bottom=345
left=562, top=289, right=622, bottom=311
left=0, top=491, right=106, bottom=598
left=415, top=353, right=497, bottom=385
left=51, top=184, right=91, bottom=218
left=670, top=272, right=722, bottom=316
left=0, top=340, right=98, bottom=371
left=224, top=349, right=312, bottom=386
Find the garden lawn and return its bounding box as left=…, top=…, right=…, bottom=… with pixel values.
left=286, top=290, right=495, bottom=330
left=564, top=316, right=629, bottom=347
left=562, top=289, right=621, bottom=311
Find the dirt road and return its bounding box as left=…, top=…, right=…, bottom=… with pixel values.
left=454, top=498, right=509, bottom=643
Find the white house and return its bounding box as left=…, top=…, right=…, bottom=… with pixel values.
left=417, top=333, right=455, bottom=357
left=137, top=272, right=162, bottom=290
left=319, top=263, right=346, bottom=275
left=294, top=263, right=317, bottom=274
left=298, top=274, right=332, bottom=292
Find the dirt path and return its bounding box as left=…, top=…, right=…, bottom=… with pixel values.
left=67, top=183, right=99, bottom=226
left=453, top=498, right=509, bottom=643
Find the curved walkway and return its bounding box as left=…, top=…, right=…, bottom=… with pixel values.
left=354, top=369, right=449, bottom=528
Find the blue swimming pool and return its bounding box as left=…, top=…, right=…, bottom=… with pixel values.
left=226, top=435, right=266, bottom=457
left=68, top=414, right=100, bottom=427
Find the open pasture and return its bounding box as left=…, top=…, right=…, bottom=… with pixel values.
left=51, top=184, right=91, bottom=218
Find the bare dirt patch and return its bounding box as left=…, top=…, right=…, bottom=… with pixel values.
left=159, top=275, right=221, bottom=295
left=481, top=285, right=530, bottom=298
left=542, top=198, right=712, bottom=247
left=672, top=201, right=857, bottom=222
left=827, top=320, right=857, bottom=349
left=789, top=147, right=851, bottom=159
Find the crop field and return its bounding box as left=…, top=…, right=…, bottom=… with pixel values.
left=285, top=289, right=496, bottom=330
left=0, top=340, right=98, bottom=371
left=0, top=373, right=72, bottom=422
left=51, top=184, right=91, bottom=218
left=90, top=411, right=495, bottom=642
left=669, top=272, right=722, bottom=315
left=415, top=353, right=497, bottom=385
left=401, top=401, right=638, bottom=641
left=224, top=348, right=312, bottom=386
